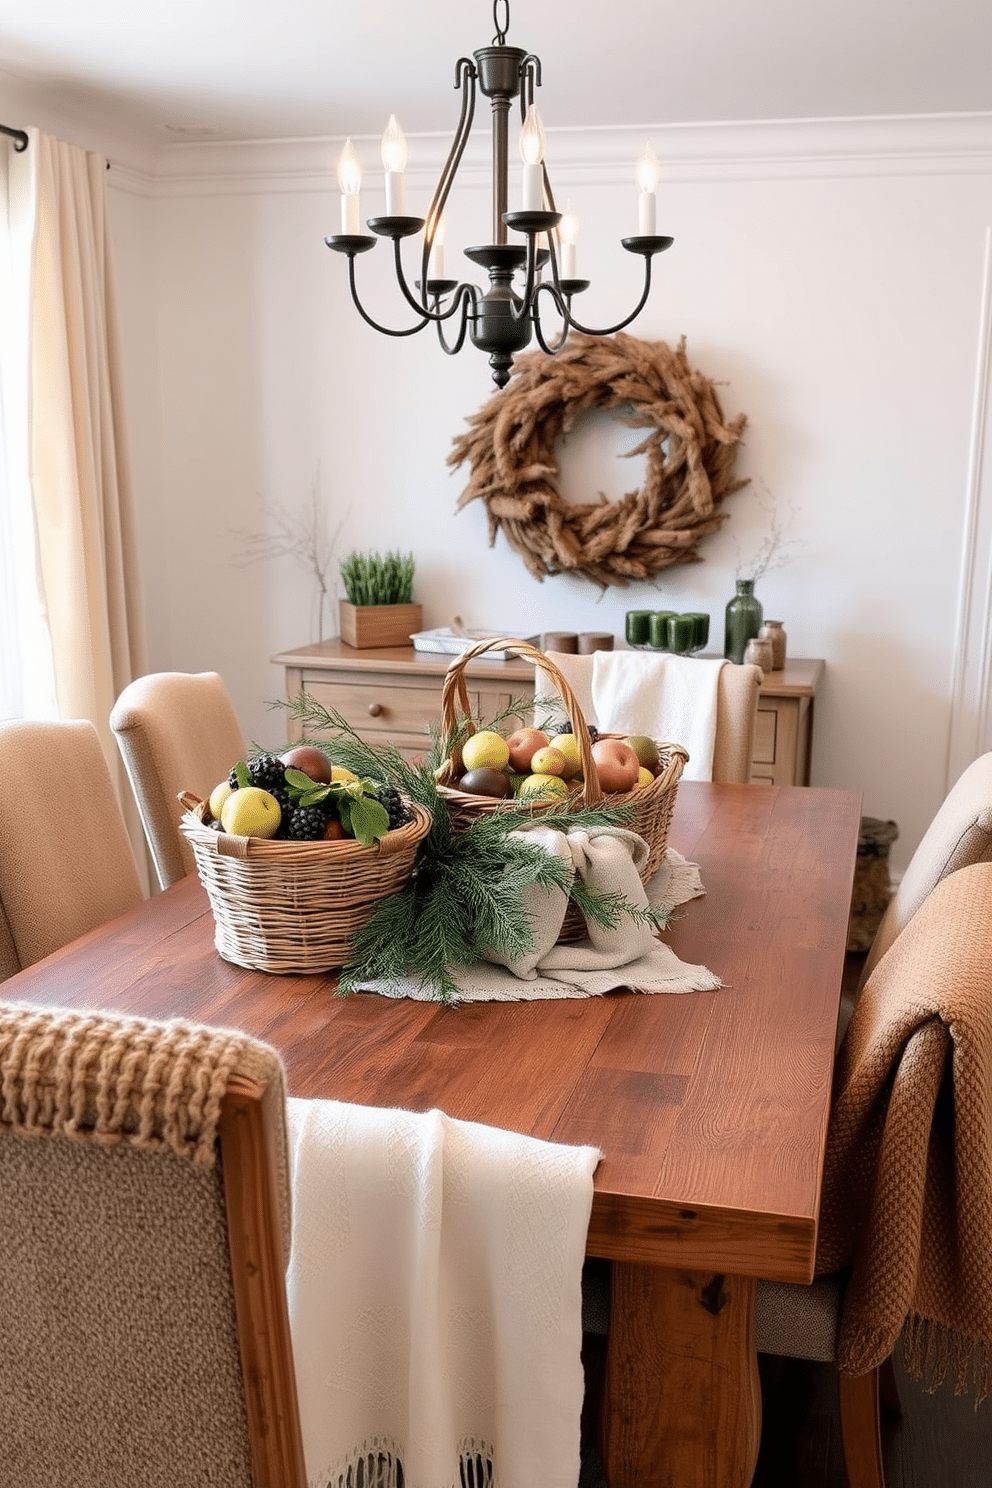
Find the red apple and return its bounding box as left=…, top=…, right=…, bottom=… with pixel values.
left=590, top=737, right=640, bottom=793
left=505, top=726, right=550, bottom=775
left=279, top=744, right=334, bottom=785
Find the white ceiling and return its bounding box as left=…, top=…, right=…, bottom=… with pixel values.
left=0, top=0, right=990, bottom=147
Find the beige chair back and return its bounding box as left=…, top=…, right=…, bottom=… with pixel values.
left=534, top=653, right=761, bottom=784
left=0, top=1001, right=305, bottom=1488
left=0, top=719, right=144, bottom=978
left=111, top=671, right=247, bottom=889
left=860, top=751, right=992, bottom=985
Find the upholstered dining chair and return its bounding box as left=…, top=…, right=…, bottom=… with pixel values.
left=0, top=1000, right=306, bottom=1488
left=836, top=749, right=992, bottom=1041
left=0, top=718, right=144, bottom=980
left=111, top=670, right=248, bottom=889
left=534, top=651, right=762, bottom=784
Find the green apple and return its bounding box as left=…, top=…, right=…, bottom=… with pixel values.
left=623, top=734, right=661, bottom=774
left=220, top=786, right=282, bottom=839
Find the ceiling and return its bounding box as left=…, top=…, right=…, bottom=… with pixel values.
left=0, top=0, right=990, bottom=147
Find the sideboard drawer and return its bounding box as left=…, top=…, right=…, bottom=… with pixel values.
left=305, top=679, right=485, bottom=739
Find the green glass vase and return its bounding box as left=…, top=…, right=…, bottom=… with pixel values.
left=724, top=580, right=763, bottom=664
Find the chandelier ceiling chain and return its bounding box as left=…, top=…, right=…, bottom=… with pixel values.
left=325, top=0, right=672, bottom=388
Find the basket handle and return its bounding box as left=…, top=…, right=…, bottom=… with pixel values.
left=438, top=636, right=603, bottom=807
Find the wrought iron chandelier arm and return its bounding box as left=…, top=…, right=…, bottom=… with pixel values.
left=529, top=281, right=572, bottom=355
left=420, top=57, right=478, bottom=298
left=344, top=253, right=430, bottom=338
left=435, top=285, right=478, bottom=356
left=388, top=238, right=475, bottom=326
left=552, top=253, right=658, bottom=338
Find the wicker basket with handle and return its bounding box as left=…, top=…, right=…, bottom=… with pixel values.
left=178, top=792, right=432, bottom=974
left=434, top=636, right=688, bottom=893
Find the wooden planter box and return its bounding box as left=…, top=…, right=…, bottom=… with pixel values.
left=338, top=600, right=423, bottom=650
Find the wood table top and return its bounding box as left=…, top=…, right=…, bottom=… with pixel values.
left=3, top=781, right=860, bottom=1287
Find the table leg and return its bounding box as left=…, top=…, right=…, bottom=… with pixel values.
left=601, top=1263, right=761, bottom=1488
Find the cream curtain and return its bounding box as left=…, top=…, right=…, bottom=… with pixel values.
left=2, top=128, right=149, bottom=882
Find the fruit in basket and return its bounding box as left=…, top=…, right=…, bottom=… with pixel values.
left=229, top=753, right=285, bottom=792
left=279, top=744, right=334, bottom=785
left=553, top=720, right=599, bottom=742
left=637, top=766, right=654, bottom=788
left=331, top=765, right=359, bottom=784
left=284, top=803, right=331, bottom=841
left=372, top=783, right=415, bottom=828
left=553, top=733, right=583, bottom=780
left=460, top=767, right=512, bottom=799
left=505, top=727, right=549, bottom=773
left=221, top=786, right=282, bottom=838
left=461, top=730, right=510, bottom=772
left=529, top=745, right=566, bottom=777
left=623, top=735, right=661, bottom=774
left=518, top=773, right=570, bottom=803
left=590, top=738, right=640, bottom=793
left=208, top=779, right=234, bottom=820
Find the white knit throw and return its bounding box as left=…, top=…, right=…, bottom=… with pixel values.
left=285, top=1098, right=601, bottom=1488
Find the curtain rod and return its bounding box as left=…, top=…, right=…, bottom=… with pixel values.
left=1, top=123, right=29, bottom=151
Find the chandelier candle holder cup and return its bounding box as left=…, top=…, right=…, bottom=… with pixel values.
left=324, top=0, right=672, bottom=388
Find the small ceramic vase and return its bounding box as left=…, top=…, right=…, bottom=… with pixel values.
left=743, top=636, right=774, bottom=671
left=758, top=619, right=787, bottom=670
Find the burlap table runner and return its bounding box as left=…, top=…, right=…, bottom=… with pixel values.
left=816, top=860, right=992, bottom=1396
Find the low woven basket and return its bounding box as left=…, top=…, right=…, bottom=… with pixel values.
left=178, top=792, right=432, bottom=974
left=434, top=637, right=688, bottom=939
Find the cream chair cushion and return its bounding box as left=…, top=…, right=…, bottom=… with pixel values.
left=860, top=751, right=992, bottom=985
left=111, top=671, right=247, bottom=890
left=0, top=719, right=144, bottom=977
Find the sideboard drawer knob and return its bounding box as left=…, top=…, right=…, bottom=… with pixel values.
left=368, top=702, right=383, bottom=717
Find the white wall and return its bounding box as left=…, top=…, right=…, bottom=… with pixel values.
left=15, top=92, right=989, bottom=877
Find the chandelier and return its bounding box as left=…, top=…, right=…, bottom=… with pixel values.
left=324, top=0, right=672, bottom=388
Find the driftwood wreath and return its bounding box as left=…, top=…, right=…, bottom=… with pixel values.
left=448, top=331, right=749, bottom=588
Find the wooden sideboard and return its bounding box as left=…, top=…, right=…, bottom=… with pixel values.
left=271, top=639, right=823, bottom=788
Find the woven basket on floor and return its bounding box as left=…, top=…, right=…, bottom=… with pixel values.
left=178, top=792, right=432, bottom=974
left=434, top=637, right=688, bottom=938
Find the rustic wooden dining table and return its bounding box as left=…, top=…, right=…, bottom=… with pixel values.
left=3, top=780, right=861, bottom=1488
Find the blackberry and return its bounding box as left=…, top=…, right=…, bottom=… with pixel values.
left=373, top=784, right=412, bottom=830
left=552, top=721, right=598, bottom=741
left=228, top=753, right=286, bottom=792
left=285, top=804, right=329, bottom=841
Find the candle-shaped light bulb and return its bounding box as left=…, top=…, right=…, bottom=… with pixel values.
left=558, top=205, right=579, bottom=280
left=636, top=142, right=659, bottom=236
left=519, top=104, right=546, bottom=210
left=337, top=138, right=362, bottom=234
left=427, top=214, right=446, bottom=281
left=381, top=113, right=408, bottom=216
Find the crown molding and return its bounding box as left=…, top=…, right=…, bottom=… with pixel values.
left=146, top=113, right=992, bottom=198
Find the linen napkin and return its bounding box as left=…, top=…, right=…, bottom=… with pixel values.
left=285, top=1096, right=601, bottom=1488
left=357, top=834, right=721, bottom=1003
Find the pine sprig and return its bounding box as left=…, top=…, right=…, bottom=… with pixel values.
left=269, top=693, right=658, bottom=1002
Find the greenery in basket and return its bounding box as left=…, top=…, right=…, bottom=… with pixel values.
left=270, top=694, right=666, bottom=1004
left=339, top=549, right=415, bottom=607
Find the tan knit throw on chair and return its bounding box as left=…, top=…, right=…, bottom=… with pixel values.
left=816, top=860, right=992, bottom=1397
left=0, top=1003, right=261, bottom=1167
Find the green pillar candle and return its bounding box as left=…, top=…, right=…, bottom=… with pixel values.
left=649, top=611, right=675, bottom=648
left=625, top=610, right=653, bottom=646
left=667, top=614, right=696, bottom=654
left=684, top=612, right=710, bottom=652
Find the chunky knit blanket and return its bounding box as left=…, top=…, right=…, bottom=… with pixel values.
left=816, top=861, right=992, bottom=1397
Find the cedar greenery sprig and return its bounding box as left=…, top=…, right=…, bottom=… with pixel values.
left=269, top=694, right=666, bottom=1003
left=339, top=549, right=415, bottom=606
